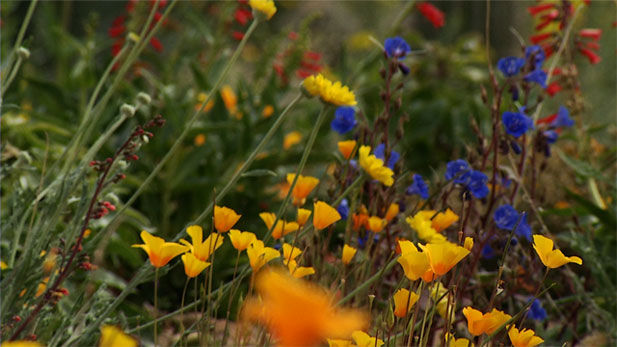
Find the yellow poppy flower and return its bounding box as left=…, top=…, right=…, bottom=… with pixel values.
left=214, top=206, right=241, bottom=233
left=462, top=307, right=512, bottom=336
left=367, top=216, right=387, bottom=233
left=283, top=131, right=302, bottom=150
left=342, top=244, right=357, bottom=265
left=393, top=288, right=419, bottom=318
left=131, top=231, right=188, bottom=268
left=221, top=85, right=240, bottom=119
left=287, top=173, right=320, bottom=206
left=242, top=269, right=368, bottom=346
left=180, top=225, right=224, bottom=261
left=262, top=104, right=274, bottom=118
left=418, top=242, right=470, bottom=276
left=181, top=252, right=210, bottom=278
left=282, top=243, right=303, bottom=262
left=313, top=201, right=342, bottom=230
left=532, top=234, right=582, bottom=268
left=246, top=240, right=279, bottom=272
left=358, top=146, right=394, bottom=186
left=99, top=325, right=138, bottom=347
left=407, top=210, right=453, bottom=243
left=445, top=333, right=472, bottom=347
left=0, top=261, right=7, bottom=270
left=228, top=229, right=257, bottom=251
left=397, top=240, right=434, bottom=282
left=384, top=203, right=399, bottom=221
left=297, top=208, right=311, bottom=226
left=259, top=212, right=299, bottom=239
left=352, top=330, right=384, bottom=347
left=248, top=0, right=277, bottom=20
left=2, top=342, right=43, bottom=347
left=431, top=208, right=459, bottom=232
left=508, top=326, right=544, bottom=347
left=287, top=259, right=315, bottom=279
left=337, top=140, right=357, bottom=159
left=302, top=74, right=357, bottom=106
left=327, top=339, right=354, bottom=347
left=464, top=237, right=474, bottom=251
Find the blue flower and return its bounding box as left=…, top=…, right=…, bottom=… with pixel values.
left=529, top=299, right=547, bottom=321
left=524, top=69, right=547, bottom=88
left=482, top=244, right=495, bottom=259
left=349, top=159, right=358, bottom=169
left=374, top=144, right=400, bottom=170
left=552, top=106, right=574, bottom=128
left=514, top=212, right=532, bottom=241
left=357, top=231, right=379, bottom=249
left=544, top=130, right=558, bottom=144
left=384, top=36, right=411, bottom=59
left=407, top=174, right=429, bottom=199
left=467, top=170, right=489, bottom=199
left=493, top=204, right=519, bottom=230
left=331, top=106, right=357, bottom=134
left=502, top=110, right=534, bottom=138
left=497, top=56, right=525, bottom=77
left=445, top=159, right=471, bottom=183
left=337, top=199, right=350, bottom=220
left=525, top=45, right=545, bottom=68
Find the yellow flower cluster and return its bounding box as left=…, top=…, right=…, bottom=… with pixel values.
left=397, top=240, right=470, bottom=282
left=302, top=74, right=357, bottom=106
left=248, top=0, right=277, bottom=20
left=358, top=145, right=394, bottom=186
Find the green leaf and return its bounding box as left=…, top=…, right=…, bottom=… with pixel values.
left=241, top=169, right=278, bottom=178
left=565, top=188, right=616, bottom=230
left=556, top=148, right=607, bottom=182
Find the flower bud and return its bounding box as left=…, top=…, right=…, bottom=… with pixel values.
left=136, top=92, right=152, bottom=106
left=120, top=104, right=136, bottom=118
left=17, top=47, right=31, bottom=60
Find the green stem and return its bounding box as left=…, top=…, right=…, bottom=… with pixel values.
left=1, top=57, right=23, bottom=99
left=154, top=267, right=159, bottom=347
left=418, top=281, right=435, bottom=347
left=180, top=277, right=190, bottom=347
left=338, top=255, right=397, bottom=306
left=1, top=0, right=38, bottom=84
left=263, top=104, right=330, bottom=244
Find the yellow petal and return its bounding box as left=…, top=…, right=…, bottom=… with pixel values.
left=313, top=201, right=342, bottom=230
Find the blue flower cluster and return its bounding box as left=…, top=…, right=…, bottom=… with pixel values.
left=523, top=45, right=547, bottom=88
left=374, top=144, right=400, bottom=170
left=445, top=159, right=489, bottom=199
left=497, top=56, right=525, bottom=77
left=493, top=204, right=532, bottom=241
left=553, top=106, right=574, bottom=128
left=407, top=174, right=429, bottom=199
left=502, top=108, right=534, bottom=138
left=384, top=36, right=411, bottom=59
left=337, top=198, right=349, bottom=220
left=529, top=299, right=547, bottom=321
left=331, top=106, right=357, bottom=134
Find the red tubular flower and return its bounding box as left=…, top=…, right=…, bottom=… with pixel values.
left=296, top=69, right=313, bottom=79
left=542, top=44, right=555, bottom=58
left=232, top=31, right=245, bottom=41
left=527, top=3, right=554, bottom=16
left=288, top=31, right=298, bottom=40
left=126, top=0, right=137, bottom=12
left=530, top=32, right=553, bottom=44
left=112, top=40, right=124, bottom=57
left=546, top=81, right=562, bottom=96
left=304, top=51, right=322, bottom=61
left=536, top=113, right=557, bottom=125
left=150, top=37, right=163, bottom=52
left=585, top=41, right=600, bottom=51
left=235, top=8, right=252, bottom=26
left=300, top=61, right=322, bottom=72
left=579, top=28, right=602, bottom=41
left=417, top=2, right=445, bottom=28
left=108, top=25, right=125, bottom=38
left=579, top=47, right=601, bottom=64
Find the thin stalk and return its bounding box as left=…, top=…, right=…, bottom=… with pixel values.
left=222, top=250, right=242, bottom=345
left=263, top=104, right=330, bottom=244
left=1, top=58, right=23, bottom=99
left=338, top=255, right=396, bottom=306
left=1, top=0, right=38, bottom=84
left=180, top=277, right=190, bottom=347
left=407, top=281, right=423, bottom=347
left=154, top=267, right=159, bottom=347
left=418, top=281, right=436, bottom=347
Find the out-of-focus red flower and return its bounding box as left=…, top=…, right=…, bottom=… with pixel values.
left=584, top=41, right=600, bottom=51
left=542, top=44, right=555, bottom=58
left=235, top=8, right=252, bottom=26
left=288, top=31, right=298, bottom=40
left=579, top=28, right=602, bottom=41
left=150, top=37, right=163, bottom=52
left=579, top=47, right=601, bottom=64
left=530, top=32, right=553, bottom=44
left=536, top=113, right=558, bottom=125
left=126, top=0, right=137, bottom=12
left=112, top=40, right=124, bottom=57
left=416, top=2, right=445, bottom=29
left=304, top=51, right=322, bottom=61
left=527, top=3, right=554, bottom=16
left=546, top=81, right=562, bottom=96
left=109, top=25, right=125, bottom=38
left=232, top=31, right=245, bottom=41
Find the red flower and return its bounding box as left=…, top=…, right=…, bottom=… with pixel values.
left=546, top=81, right=562, bottom=96
left=584, top=41, right=600, bottom=51
left=542, top=43, right=555, bottom=58
left=112, top=40, right=124, bottom=57
left=235, top=8, right=253, bottom=26
left=578, top=28, right=602, bottom=41
left=417, top=2, right=445, bottom=29
left=296, top=69, right=313, bottom=79
left=232, top=31, right=245, bottom=41
left=530, top=32, right=553, bottom=44
left=304, top=51, right=322, bottom=61
left=300, top=61, right=322, bottom=73
left=288, top=31, right=298, bottom=40
left=536, top=113, right=557, bottom=125
left=579, top=47, right=601, bottom=64
left=527, top=3, right=554, bottom=16
left=109, top=25, right=125, bottom=38
left=150, top=37, right=163, bottom=52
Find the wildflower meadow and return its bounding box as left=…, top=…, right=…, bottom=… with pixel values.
left=1, top=1, right=616, bottom=346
